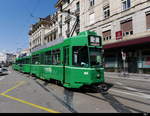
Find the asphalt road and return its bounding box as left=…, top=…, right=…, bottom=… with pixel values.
left=0, top=67, right=149, bottom=113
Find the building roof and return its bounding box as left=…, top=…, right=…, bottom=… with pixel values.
left=55, top=0, right=64, bottom=8
left=29, top=13, right=58, bottom=36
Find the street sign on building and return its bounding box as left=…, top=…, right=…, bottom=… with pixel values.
left=116, top=31, right=123, bottom=40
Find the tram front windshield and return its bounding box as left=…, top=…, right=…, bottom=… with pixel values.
left=73, top=46, right=102, bottom=68
left=89, top=47, right=102, bottom=68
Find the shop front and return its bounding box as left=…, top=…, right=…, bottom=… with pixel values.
left=103, top=36, right=150, bottom=74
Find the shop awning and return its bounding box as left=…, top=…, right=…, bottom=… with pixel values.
left=103, top=36, right=150, bottom=49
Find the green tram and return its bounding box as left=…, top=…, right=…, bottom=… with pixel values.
left=13, top=31, right=106, bottom=89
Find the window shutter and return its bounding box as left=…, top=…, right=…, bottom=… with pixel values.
left=121, top=20, right=133, bottom=32
left=103, top=30, right=111, bottom=40
left=103, top=30, right=111, bottom=37
left=146, top=14, right=150, bottom=29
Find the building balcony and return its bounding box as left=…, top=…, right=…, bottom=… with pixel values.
left=59, top=21, right=62, bottom=27
left=66, top=29, right=70, bottom=37
left=75, top=9, right=80, bottom=16
left=75, top=23, right=80, bottom=32
left=65, top=15, right=72, bottom=23
left=59, top=33, right=62, bottom=37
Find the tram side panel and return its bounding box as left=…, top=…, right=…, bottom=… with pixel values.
left=22, top=64, right=31, bottom=73
left=63, top=67, right=105, bottom=88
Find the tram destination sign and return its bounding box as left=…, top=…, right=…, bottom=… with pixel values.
left=89, top=36, right=101, bottom=46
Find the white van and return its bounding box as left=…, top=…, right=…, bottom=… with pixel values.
left=0, top=66, right=2, bottom=74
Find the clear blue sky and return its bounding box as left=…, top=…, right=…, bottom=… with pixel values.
left=0, top=0, right=57, bottom=53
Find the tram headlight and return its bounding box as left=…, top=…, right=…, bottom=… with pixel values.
left=97, top=74, right=100, bottom=78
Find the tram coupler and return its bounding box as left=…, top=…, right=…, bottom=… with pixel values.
left=92, top=83, right=108, bottom=93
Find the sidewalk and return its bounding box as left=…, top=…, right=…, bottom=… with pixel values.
left=105, top=72, right=150, bottom=82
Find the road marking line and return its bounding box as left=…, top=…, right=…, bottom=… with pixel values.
left=0, top=81, right=60, bottom=113
left=0, top=76, right=5, bottom=81
left=1, top=94, right=59, bottom=113
left=116, top=82, right=123, bottom=85
left=1, top=81, right=25, bottom=95
left=124, top=87, right=138, bottom=91
left=106, top=76, right=150, bottom=82
left=110, top=89, right=150, bottom=99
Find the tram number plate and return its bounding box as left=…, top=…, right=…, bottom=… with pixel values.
left=45, top=68, right=52, bottom=73
left=84, top=72, right=89, bottom=75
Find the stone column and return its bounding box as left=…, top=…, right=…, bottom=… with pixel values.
left=138, top=50, right=143, bottom=74
left=115, top=52, right=118, bottom=72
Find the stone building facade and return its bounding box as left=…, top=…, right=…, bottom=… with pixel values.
left=28, top=0, right=150, bottom=74
left=80, top=0, right=150, bottom=74
left=55, top=0, right=80, bottom=39
left=29, top=13, right=59, bottom=52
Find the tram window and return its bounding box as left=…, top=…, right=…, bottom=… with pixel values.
left=16, top=61, right=19, bottom=65
left=32, top=55, right=40, bottom=64
left=73, top=46, right=89, bottom=67
left=40, top=53, right=45, bottom=65
left=52, top=49, right=61, bottom=65
left=89, top=48, right=102, bottom=67
left=23, top=59, right=26, bottom=64
left=23, top=59, right=25, bottom=64
left=45, top=51, right=52, bottom=65
left=57, top=50, right=61, bottom=65
left=26, top=59, right=30, bottom=64
left=64, top=48, right=69, bottom=66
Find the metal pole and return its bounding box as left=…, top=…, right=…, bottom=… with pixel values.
left=121, top=50, right=127, bottom=77
left=123, top=59, right=126, bottom=77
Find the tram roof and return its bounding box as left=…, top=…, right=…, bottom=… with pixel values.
left=16, top=56, right=31, bottom=61
left=32, top=31, right=99, bottom=55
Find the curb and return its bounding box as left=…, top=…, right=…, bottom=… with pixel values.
left=105, top=75, right=150, bottom=82
left=104, top=72, right=150, bottom=78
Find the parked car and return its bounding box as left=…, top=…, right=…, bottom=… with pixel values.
left=0, top=66, right=8, bottom=75
left=0, top=66, right=2, bottom=74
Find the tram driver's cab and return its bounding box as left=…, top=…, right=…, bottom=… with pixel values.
left=72, top=35, right=104, bottom=68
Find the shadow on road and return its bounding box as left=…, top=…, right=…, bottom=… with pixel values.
left=0, top=73, right=8, bottom=76
left=65, top=83, right=114, bottom=94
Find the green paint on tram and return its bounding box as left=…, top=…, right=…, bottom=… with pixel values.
left=13, top=31, right=105, bottom=88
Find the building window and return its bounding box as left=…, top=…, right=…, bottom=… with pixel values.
left=89, top=0, right=95, bottom=7
left=103, top=30, right=111, bottom=41
left=89, top=13, right=95, bottom=25
left=122, top=0, right=131, bottom=11
left=146, top=13, right=150, bottom=29
left=121, top=19, right=133, bottom=37
left=67, top=0, right=70, bottom=4
left=76, top=2, right=80, bottom=11
left=68, top=9, right=70, bottom=14
left=103, top=5, right=110, bottom=19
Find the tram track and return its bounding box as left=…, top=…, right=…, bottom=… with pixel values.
left=82, top=84, right=150, bottom=113
left=37, top=81, right=143, bottom=113
left=113, top=85, right=150, bottom=95
left=84, top=92, right=145, bottom=113
left=16, top=72, right=78, bottom=113
left=35, top=79, right=132, bottom=113
left=18, top=72, right=149, bottom=113
left=34, top=80, right=78, bottom=113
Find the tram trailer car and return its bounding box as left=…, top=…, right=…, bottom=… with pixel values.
left=13, top=31, right=106, bottom=89
left=13, top=56, right=31, bottom=73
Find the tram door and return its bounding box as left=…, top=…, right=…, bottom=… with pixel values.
left=63, top=47, right=70, bottom=84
